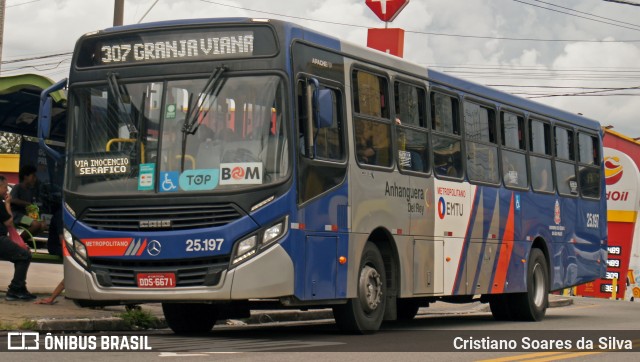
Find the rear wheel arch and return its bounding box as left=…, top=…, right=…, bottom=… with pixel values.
left=531, top=237, right=551, bottom=287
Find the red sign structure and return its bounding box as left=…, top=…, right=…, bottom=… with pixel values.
left=367, top=28, right=405, bottom=57
left=365, top=0, right=410, bottom=22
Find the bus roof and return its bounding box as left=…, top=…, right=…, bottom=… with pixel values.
left=90, top=17, right=601, bottom=132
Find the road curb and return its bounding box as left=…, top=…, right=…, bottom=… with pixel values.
left=27, top=296, right=574, bottom=331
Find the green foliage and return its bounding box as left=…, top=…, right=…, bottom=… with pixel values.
left=118, top=308, right=159, bottom=330
left=0, top=132, right=21, bottom=154
left=0, top=321, right=16, bottom=330
left=18, top=320, right=38, bottom=330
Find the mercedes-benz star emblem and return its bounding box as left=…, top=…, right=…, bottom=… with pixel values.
left=146, top=240, right=162, bottom=256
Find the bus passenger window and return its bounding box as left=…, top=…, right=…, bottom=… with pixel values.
left=352, top=70, right=389, bottom=119
left=578, top=133, right=600, bottom=199
left=354, top=118, right=391, bottom=167
left=430, top=92, right=461, bottom=178
left=397, top=127, right=429, bottom=173
left=531, top=156, right=553, bottom=193
left=501, top=111, right=528, bottom=189
left=464, top=101, right=498, bottom=184
left=394, top=82, right=425, bottom=127
left=431, top=92, right=459, bottom=135
left=432, top=134, right=462, bottom=178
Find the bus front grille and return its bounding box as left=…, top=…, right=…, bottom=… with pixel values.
left=80, top=204, right=244, bottom=231
left=91, top=256, right=230, bottom=288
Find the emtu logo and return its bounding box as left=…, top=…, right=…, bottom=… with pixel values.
left=604, top=156, right=623, bottom=185
left=437, top=197, right=446, bottom=219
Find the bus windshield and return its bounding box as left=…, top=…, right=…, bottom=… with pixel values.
left=67, top=75, right=289, bottom=194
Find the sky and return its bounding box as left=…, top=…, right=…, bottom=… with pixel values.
left=2, top=0, right=640, bottom=137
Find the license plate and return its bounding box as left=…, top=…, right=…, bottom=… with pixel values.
left=136, top=273, right=176, bottom=288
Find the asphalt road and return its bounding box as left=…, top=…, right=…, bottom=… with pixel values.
left=2, top=296, right=638, bottom=361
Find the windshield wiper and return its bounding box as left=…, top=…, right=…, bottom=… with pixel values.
left=107, top=72, right=139, bottom=138
left=179, top=66, right=226, bottom=171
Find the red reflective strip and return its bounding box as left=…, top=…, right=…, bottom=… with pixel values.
left=492, top=194, right=515, bottom=294
left=136, top=239, right=148, bottom=256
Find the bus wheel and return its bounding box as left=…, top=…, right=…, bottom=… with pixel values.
left=489, top=294, right=514, bottom=321
left=396, top=298, right=421, bottom=321
left=513, top=248, right=549, bottom=321
left=162, top=303, right=218, bottom=334
left=333, top=243, right=386, bottom=334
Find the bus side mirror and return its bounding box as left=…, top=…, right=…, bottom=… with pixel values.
left=313, top=88, right=334, bottom=129
left=39, top=97, right=52, bottom=139
left=38, top=78, right=67, bottom=162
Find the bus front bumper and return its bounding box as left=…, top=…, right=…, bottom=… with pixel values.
left=64, top=243, right=294, bottom=302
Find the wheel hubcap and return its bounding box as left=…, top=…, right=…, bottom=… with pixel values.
left=532, top=263, right=545, bottom=307
left=358, top=265, right=383, bottom=313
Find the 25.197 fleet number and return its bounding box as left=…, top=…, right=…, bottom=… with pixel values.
left=186, top=238, right=224, bottom=252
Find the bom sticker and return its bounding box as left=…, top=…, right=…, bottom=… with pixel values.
left=220, top=162, right=263, bottom=185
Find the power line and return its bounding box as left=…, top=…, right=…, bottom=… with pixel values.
left=6, top=0, right=40, bottom=8
left=513, top=0, right=640, bottom=32
left=0, top=52, right=72, bottom=65
left=199, top=0, right=640, bottom=43
left=531, top=0, right=640, bottom=29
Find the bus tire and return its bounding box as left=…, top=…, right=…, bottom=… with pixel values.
left=489, top=294, right=514, bottom=321
left=396, top=298, right=421, bottom=321
left=162, top=303, right=218, bottom=334
left=333, top=242, right=386, bottom=334
left=513, top=248, right=549, bottom=321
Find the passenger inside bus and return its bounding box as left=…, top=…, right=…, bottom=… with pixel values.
left=356, top=134, right=376, bottom=164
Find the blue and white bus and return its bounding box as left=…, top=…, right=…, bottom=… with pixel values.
left=39, top=18, right=607, bottom=334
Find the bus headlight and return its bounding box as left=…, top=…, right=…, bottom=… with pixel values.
left=232, top=235, right=257, bottom=265
left=74, top=240, right=88, bottom=262
left=231, top=216, right=288, bottom=267
left=263, top=220, right=285, bottom=246
left=63, top=228, right=73, bottom=251
left=63, top=228, right=88, bottom=268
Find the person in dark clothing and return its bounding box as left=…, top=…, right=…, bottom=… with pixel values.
left=46, top=208, right=62, bottom=257
left=10, top=165, right=46, bottom=236
left=0, top=175, right=35, bottom=301
left=35, top=208, right=64, bottom=305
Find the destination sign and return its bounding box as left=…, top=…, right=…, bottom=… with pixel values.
left=77, top=26, right=278, bottom=67
left=74, top=155, right=131, bottom=176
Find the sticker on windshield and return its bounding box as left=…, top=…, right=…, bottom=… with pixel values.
left=165, top=104, right=177, bottom=119
left=160, top=171, right=179, bottom=192
left=220, top=162, right=263, bottom=185
left=138, top=163, right=155, bottom=190
left=74, top=156, right=130, bottom=176
left=179, top=169, right=220, bottom=191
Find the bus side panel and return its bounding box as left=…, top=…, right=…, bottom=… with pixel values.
left=290, top=181, right=349, bottom=301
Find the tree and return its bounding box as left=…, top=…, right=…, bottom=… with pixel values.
left=0, top=132, right=21, bottom=153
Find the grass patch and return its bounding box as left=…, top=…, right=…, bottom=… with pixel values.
left=0, top=321, right=16, bottom=330
left=18, top=320, right=38, bottom=330
left=118, top=308, right=159, bottom=330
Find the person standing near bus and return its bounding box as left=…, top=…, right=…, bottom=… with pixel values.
left=0, top=175, right=36, bottom=301
left=10, top=165, right=46, bottom=237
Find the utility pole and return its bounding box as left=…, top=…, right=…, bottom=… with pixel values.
left=0, top=0, right=6, bottom=75
left=114, top=0, right=124, bottom=26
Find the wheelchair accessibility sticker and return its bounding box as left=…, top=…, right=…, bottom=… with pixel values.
left=160, top=171, right=179, bottom=192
